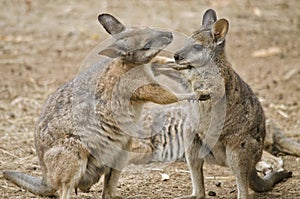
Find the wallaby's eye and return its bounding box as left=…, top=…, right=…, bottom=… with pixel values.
left=193, top=44, right=203, bottom=50
left=142, top=42, right=152, bottom=50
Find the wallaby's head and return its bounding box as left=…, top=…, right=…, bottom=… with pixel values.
left=98, top=14, right=173, bottom=64
left=172, top=9, right=228, bottom=100
left=174, top=9, right=229, bottom=68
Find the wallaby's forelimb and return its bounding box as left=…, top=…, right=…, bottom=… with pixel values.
left=3, top=171, right=56, bottom=196
left=131, top=84, right=178, bottom=104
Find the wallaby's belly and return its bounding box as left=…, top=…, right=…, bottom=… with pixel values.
left=129, top=123, right=227, bottom=166
left=129, top=109, right=189, bottom=163
left=129, top=101, right=213, bottom=164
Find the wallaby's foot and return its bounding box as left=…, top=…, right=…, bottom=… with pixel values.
left=101, top=168, right=122, bottom=199
left=175, top=195, right=205, bottom=199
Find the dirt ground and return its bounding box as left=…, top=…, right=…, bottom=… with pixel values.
left=0, top=0, right=299, bottom=198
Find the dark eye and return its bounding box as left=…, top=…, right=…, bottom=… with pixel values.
left=143, top=42, right=151, bottom=50
left=193, top=44, right=203, bottom=50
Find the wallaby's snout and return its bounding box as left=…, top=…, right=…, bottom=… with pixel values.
left=97, top=13, right=173, bottom=64
left=173, top=48, right=193, bottom=70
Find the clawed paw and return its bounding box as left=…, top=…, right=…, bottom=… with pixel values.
left=187, top=92, right=211, bottom=102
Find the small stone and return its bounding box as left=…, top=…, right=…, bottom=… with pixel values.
left=208, top=190, right=216, bottom=196
left=215, top=181, right=221, bottom=187
left=9, top=113, right=16, bottom=118
left=161, top=173, right=170, bottom=181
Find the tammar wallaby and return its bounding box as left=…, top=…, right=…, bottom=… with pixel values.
left=3, top=14, right=194, bottom=199
left=172, top=9, right=292, bottom=199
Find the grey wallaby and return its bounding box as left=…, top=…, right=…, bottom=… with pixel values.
left=172, top=9, right=292, bottom=199
left=3, top=14, right=195, bottom=199
left=4, top=9, right=298, bottom=199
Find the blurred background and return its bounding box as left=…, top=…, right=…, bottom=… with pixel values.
left=0, top=0, right=299, bottom=198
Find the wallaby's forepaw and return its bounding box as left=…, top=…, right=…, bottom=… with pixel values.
left=175, top=93, right=195, bottom=102
left=186, top=91, right=211, bottom=102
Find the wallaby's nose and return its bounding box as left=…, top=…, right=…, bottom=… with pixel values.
left=174, top=52, right=184, bottom=61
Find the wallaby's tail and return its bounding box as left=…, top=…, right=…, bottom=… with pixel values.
left=266, top=120, right=300, bottom=157
left=3, top=171, right=56, bottom=196
left=273, top=128, right=300, bottom=157
left=249, top=168, right=292, bottom=192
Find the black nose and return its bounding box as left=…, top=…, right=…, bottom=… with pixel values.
left=174, top=52, right=183, bottom=61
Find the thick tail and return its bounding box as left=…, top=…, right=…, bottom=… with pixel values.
left=3, top=171, right=56, bottom=196
left=249, top=168, right=292, bottom=192
left=266, top=120, right=300, bottom=156
left=273, top=129, right=300, bottom=157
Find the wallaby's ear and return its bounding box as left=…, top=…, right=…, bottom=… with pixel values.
left=201, top=9, right=217, bottom=29
left=98, top=44, right=126, bottom=58
left=212, top=19, right=229, bottom=45
left=98, top=14, right=126, bottom=35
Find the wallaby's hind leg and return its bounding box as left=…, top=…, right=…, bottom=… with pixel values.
left=43, top=137, right=88, bottom=199
left=176, top=135, right=205, bottom=199
left=102, top=168, right=122, bottom=199
left=187, top=137, right=205, bottom=198
left=60, top=184, right=72, bottom=199
left=189, top=158, right=205, bottom=198
left=226, top=144, right=252, bottom=199
left=78, top=160, right=105, bottom=192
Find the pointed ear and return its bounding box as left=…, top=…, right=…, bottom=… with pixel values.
left=98, top=45, right=126, bottom=58
left=98, top=13, right=126, bottom=35
left=212, top=19, right=229, bottom=45
left=201, top=9, right=217, bottom=29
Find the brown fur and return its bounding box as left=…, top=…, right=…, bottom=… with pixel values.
left=3, top=13, right=194, bottom=199
left=172, top=9, right=292, bottom=199
left=4, top=10, right=299, bottom=199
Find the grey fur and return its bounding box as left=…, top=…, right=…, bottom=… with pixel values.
left=3, top=14, right=192, bottom=199
left=173, top=9, right=292, bottom=199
